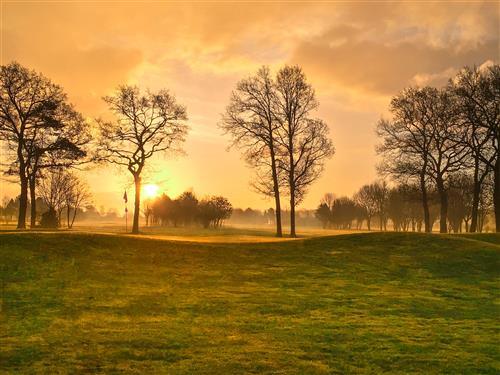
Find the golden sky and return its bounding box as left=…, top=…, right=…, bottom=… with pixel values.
left=1, top=1, right=498, bottom=211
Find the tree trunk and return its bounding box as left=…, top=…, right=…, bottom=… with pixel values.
left=29, top=175, right=37, bottom=228
left=367, top=217, right=371, bottom=231
left=70, top=206, right=78, bottom=229
left=288, top=131, right=296, bottom=237
left=269, top=146, right=282, bottom=237
left=494, top=157, right=500, bottom=232
left=289, top=193, right=296, bottom=238
left=132, top=175, right=141, bottom=234
left=470, top=156, right=481, bottom=233
left=420, top=169, right=431, bottom=233
left=437, top=176, right=448, bottom=234
left=17, top=172, right=28, bottom=229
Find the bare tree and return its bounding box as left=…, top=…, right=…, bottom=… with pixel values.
left=38, top=169, right=72, bottom=225
left=274, top=66, right=334, bottom=237
left=450, top=64, right=499, bottom=232
left=97, top=85, right=188, bottom=234
left=64, top=174, right=91, bottom=229
left=25, top=104, right=90, bottom=228
left=221, top=66, right=284, bottom=237
left=424, top=89, right=470, bottom=233
left=0, top=62, right=89, bottom=229
left=352, top=181, right=389, bottom=230
left=377, top=87, right=441, bottom=232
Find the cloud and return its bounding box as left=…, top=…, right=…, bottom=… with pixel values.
left=1, top=1, right=498, bottom=209
left=293, top=38, right=498, bottom=95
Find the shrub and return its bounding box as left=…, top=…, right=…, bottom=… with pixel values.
left=40, top=208, right=59, bottom=228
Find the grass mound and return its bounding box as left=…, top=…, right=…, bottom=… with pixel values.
left=1, top=232, right=498, bottom=374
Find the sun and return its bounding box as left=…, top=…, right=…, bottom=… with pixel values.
left=143, top=184, right=160, bottom=199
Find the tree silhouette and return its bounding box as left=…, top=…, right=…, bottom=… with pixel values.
left=97, top=85, right=188, bottom=234
left=274, top=66, right=334, bottom=237
left=0, top=62, right=90, bottom=229
left=221, top=66, right=284, bottom=237
left=450, top=65, right=499, bottom=232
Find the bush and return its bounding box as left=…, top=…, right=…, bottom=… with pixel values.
left=40, top=208, right=59, bottom=228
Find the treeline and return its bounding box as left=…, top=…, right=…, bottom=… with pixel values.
left=0, top=196, right=118, bottom=226
left=229, top=207, right=319, bottom=227
left=0, top=170, right=90, bottom=228
left=317, top=178, right=493, bottom=233
left=376, top=64, right=499, bottom=233
left=143, top=191, right=233, bottom=229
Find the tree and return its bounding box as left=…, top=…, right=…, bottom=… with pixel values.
left=0, top=62, right=89, bottom=229
left=377, top=87, right=440, bottom=232
left=1, top=197, right=18, bottom=224
left=40, top=207, right=58, bottom=228
left=447, top=173, right=473, bottom=233
left=211, top=196, right=233, bottom=228
left=221, top=66, right=284, bottom=237
left=151, top=193, right=172, bottom=226
left=354, top=184, right=379, bottom=230
left=450, top=64, right=499, bottom=232
left=331, top=197, right=357, bottom=229
left=64, top=174, right=91, bottom=229
left=315, top=193, right=335, bottom=229
left=425, top=88, right=469, bottom=233
left=274, top=66, right=334, bottom=237
left=177, top=191, right=199, bottom=226
left=315, top=203, right=331, bottom=229
left=371, top=180, right=389, bottom=230
left=198, top=196, right=233, bottom=228
left=97, top=85, right=188, bottom=234
left=38, top=169, right=72, bottom=226
left=25, top=104, right=90, bottom=228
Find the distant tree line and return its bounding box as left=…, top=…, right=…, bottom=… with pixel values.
left=316, top=175, right=494, bottom=233
left=229, top=207, right=320, bottom=228
left=143, top=191, right=233, bottom=229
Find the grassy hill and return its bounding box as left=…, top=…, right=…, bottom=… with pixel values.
left=0, top=232, right=498, bottom=374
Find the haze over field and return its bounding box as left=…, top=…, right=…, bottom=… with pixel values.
left=1, top=1, right=498, bottom=211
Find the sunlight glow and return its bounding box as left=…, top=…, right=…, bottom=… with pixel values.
left=143, top=184, right=160, bottom=199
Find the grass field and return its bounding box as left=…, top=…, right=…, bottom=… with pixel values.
left=0, top=231, right=499, bottom=373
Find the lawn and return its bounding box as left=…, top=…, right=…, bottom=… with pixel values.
left=0, top=232, right=498, bottom=373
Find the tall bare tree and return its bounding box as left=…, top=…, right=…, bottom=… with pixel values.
left=377, top=87, right=441, bottom=232
left=274, top=66, right=334, bottom=237
left=0, top=62, right=89, bottom=229
left=221, top=66, right=284, bottom=237
left=450, top=64, right=499, bottom=232
left=97, top=85, right=188, bottom=234
left=424, top=88, right=470, bottom=233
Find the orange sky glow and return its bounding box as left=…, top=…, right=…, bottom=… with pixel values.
left=1, top=1, right=498, bottom=211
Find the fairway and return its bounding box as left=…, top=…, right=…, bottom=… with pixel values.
left=1, top=232, right=499, bottom=374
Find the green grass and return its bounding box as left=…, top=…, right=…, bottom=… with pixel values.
left=0, top=232, right=499, bottom=374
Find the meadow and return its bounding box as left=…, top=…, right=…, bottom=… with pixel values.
left=0, top=230, right=499, bottom=374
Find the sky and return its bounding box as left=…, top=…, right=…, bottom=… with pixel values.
left=0, top=1, right=498, bottom=211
